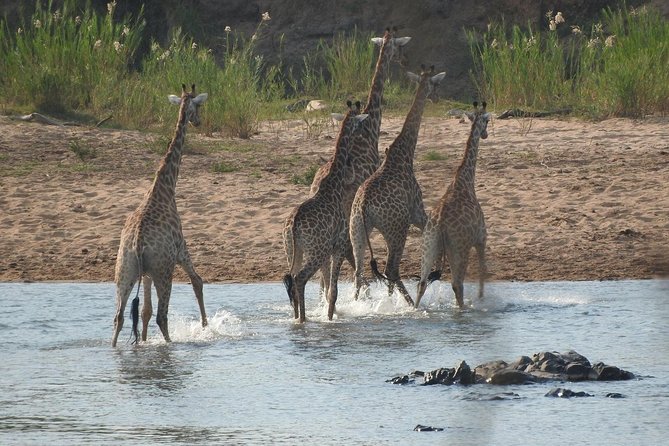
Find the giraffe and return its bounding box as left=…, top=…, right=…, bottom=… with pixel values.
left=309, top=28, right=411, bottom=295
left=111, top=84, right=209, bottom=347
left=415, top=102, right=492, bottom=308
left=310, top=28, right=411, bottom=196
left=349, top=66, right=446, bottom=305
left=283, top=101, right=369, bottom=322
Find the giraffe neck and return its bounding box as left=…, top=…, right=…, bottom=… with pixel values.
left=385, top=79, right=429, bottom=166
left=150, top=98, right=190, bottom=198
left=363, top=36, right=393, bottom=138
left=454, top=121, right=483, bottom=190
left=318, top=118, right=354, bottom=197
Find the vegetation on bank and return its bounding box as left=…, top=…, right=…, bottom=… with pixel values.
left=0, top=0, right=667, bottom=138
left=468, top=4, right=669, bottom=118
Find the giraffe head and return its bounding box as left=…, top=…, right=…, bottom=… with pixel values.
left=465, top=101, right=492, bottom=139
left=371, top=27, right=411, bottom=65
left=406, top=65, right=446, bottom=102
left=168, top=84, right=209, bottom=126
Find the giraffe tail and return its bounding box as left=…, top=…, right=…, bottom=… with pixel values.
left=363, top=212, right=390, bottom=285
left=130, top=248, right=143, bottom=345
left=283, top=274, right=294, bottom=306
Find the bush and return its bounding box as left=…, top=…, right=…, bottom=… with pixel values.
left=0, top=0, right=144, bottom=115
left=468, top=4, right=669, bottom=118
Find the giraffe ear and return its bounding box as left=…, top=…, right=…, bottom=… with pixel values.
left=193, top=93, right=208, bottom=105
left=406, top=71, right=420, bottom=83
left=331, top=113, right=345, bottom=122
left=430, top=72, right=446, bottom=84
left=371, top=37, right=384, bottom=46
left=394, top=36, right=411, bottom=46
left=168, top=95, right=181, bottom=105
left=464, top=111, right=475, bottom=121
left=355, top=114, right=369, bottom=123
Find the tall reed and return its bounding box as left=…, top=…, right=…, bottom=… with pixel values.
left=0, top=0, right=144, bottom=115
left=469, top=5, right=669, bottom=117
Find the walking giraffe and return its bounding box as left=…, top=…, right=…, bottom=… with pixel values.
left=310, top=28, right=411, bottom=296
left=283, top=101, right=369, bottom=322
left=112, top=84, right=208, bottom=347
left=349, top=66, right=446, bottom=305
left=310, top=28, right=411, bottom=196
left=415, top=102, right=492, bottom=308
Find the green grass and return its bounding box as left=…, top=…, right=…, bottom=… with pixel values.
left=69, top=139, right=97, bottom=161
left=212, top=161, right=238, bottom=173
left=2, top=0, right=663, bottom=133
left=423, top=150, right=447, bottom=161
left=290, top=165, right=319, bottom=186
left=0, top=0, right=144, bottom=115
left=468, top=4, right=669, bottom=118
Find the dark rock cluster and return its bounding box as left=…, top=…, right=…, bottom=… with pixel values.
left=388, top=350, right=634, bottom=387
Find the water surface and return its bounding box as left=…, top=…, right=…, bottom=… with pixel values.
left=1, top=280, right=668, bottom=445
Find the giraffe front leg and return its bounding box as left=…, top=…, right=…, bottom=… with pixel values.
left=179, top=251, right=207, bottom=328
left=141, top=276, right=153, bottom=341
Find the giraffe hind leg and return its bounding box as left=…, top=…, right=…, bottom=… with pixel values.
left=141, top=276, right=153, bottom=341
left=476, top=240, right=486, bottom=299
left=153, top=275, right=173, bottom=343
left=112, top=255, right=139, bottom=347
left=384, top=235, right=414, bottom=306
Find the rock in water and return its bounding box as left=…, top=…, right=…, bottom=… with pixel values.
left=545, top=387, right=594, bottom=398
left=414, top=424, right=444, bottom=432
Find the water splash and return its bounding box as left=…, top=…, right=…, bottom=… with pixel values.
left=144, top=308, right=247, bottom=344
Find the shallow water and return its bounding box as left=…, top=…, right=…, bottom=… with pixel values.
left=1, top=279, right=668, bottom=445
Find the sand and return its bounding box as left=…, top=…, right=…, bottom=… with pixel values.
left=0, top=112, right=667, bottom=284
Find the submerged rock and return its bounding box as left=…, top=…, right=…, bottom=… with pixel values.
left=422, top=361, right=475, bottom=386
left=487, top=369, right=537, bottom=385
left=545, top=387, right=594, bottom=398
left=414, top=424, right=444, bottom=432
left=592, top=362, right=635, bottom=381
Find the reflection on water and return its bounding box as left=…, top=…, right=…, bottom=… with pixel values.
left=114, top=345, right=192, bottom=393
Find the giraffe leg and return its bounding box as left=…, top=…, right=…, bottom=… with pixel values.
left=349, top=211, right=370, bottom=300
left=449, top=254, right=468, bottom=308
left=112, top=255, right=138, bottom=347
left=416, top=225, right=441, bottom=308
left=112, top=280, right=135, bottom=347
left=153, top=276, right=173, bottom=343
left=179, top=251, right=207, bottom=328
left=475, top=239, right=487, bottom=299
left=141, top=275, right=153, bottom=341
left=327, top=253, right=345, bottom=320
left=320, top=261, right=331, bottom=302
left=294, top=257, right=322, bottom=323
left=384, top=232, right=414, bottom=306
